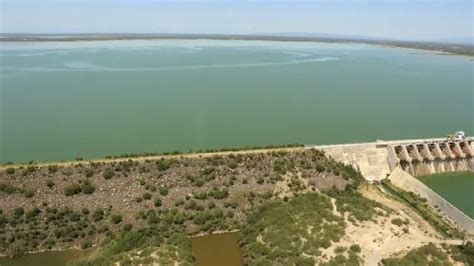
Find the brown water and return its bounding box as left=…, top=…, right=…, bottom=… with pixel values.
left=191, top=232, right=242, bottom=266
left=0, top=249, right=94, bottom=266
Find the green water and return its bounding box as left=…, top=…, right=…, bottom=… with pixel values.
left=1, top=40, right=473, bottom=162
left=417, top=171, right=474, bottom=219
left=191, top=232, right=242, bottom=266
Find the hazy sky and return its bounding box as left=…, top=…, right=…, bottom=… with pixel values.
left=1, top=0, right=472, bottom=40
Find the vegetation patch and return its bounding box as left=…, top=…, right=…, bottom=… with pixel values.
left=239, top=193, right=346, bottom=265
left=381, top=243, right=450, bottom=265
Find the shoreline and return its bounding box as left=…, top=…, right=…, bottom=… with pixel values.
left=1, top=33, right=473, bottom=57
left=0, top=145, right=305, bottom=170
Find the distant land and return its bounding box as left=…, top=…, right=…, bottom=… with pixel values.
left=1, top=33, right=473, bottom=56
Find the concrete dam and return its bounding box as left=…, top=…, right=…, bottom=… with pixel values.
left=306, top=137, right=474, bottom=181
left=306, top=136, right=474, bottom=235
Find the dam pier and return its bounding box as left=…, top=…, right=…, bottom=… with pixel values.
left=306, top=136, right=474, bottom=235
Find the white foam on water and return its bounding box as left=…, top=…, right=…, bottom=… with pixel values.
left=2, top=57, right=339, bottom=73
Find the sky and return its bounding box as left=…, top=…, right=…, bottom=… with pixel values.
left=0, top=0, right=473, bottom=40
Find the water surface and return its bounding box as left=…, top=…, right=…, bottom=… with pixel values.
left=417, top=171, right=474, bottom=219
left=0, top=249, right=93, bottom=266
left=1, top=40, right=472, bottom=162
left=191, top=232, right=242, bottom=266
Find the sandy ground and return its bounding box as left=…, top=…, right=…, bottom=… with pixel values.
left=321, top=184, right=463, bottom=265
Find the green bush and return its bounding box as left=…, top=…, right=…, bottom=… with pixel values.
left=210, top=188, right=229, bottom=199
left=154, top=198, right=162, bottom=207
left=5, top=168, right=15, bottom=175
left=46, top=180, right=55, bottom=188
left=143, top=193, right=152, bottom=200
left=159, top=187, right=168, bottom=196
left=80, top=239, right=92, bottom=249
left=0, top=183, right=19, bottom=195
left=92, top=209, right=104, bottom=222
left=391, top=218, right=403, bottom=227
left=25, top=208, right=41, bottom=219
left=69, top=212, right=81, bottom=222
left=81, top=180, right=96, bottom=194
left=84, top=169, right=94, bottom=177
left=13, top=207, right=25, bottom=217
left=48, top=165, right=58, bottom=173
left=110, top=214, right=123, bottom=224
left=64, top=184, right=82, bottom=196
left=350, top=244, right=361, bottom=253
left=23, top=189, right=35, bottom=198
left=103, top=169, right=115, bottom=179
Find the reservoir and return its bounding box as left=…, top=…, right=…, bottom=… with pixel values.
left=417, top=171, right=474, bottom=219
left=1, top=40, right=472, bottom=162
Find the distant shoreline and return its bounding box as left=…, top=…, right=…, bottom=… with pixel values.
left=1, top=33, right=473, bottom=57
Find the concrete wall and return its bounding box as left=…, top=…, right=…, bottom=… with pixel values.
left=306, top=142, right=391, bottom=181
left=388, top=167, right=474, bottom=235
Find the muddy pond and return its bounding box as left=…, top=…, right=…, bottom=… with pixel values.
left=0, top=232, right=242, bottom=265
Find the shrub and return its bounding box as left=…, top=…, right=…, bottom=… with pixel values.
left=80, top=239, right=92, bottom=249
left=26, top=165, right=36, bottom=173
left=159, top=187, right=168, bottom=196
left=316, top=165, right=325, bottom=173
left=25, top=207, right=41, bottom=219
left=210, top=188, right=229, bottom=199
left=391, top=218, right=403, bottom=227
left=46, top=180, right=55, bottom=188
left=23, top=189, right=35, bottom=198
left=92, top=210, right=104, bottom=222
left=84, top=169, right=94, bottom=177
left=103, top=169, right=114, bottom=180
left=350, top=244, right=361, bottom=253
left=193, top=191, right=208, bottom=200
left=13, top=207, right=25, bottom=217
left=143, top=193, right=152, bottom=200
left=81, top=180, right=95, bottom=194
left=69, top=212, right=81, bottom=222
left=154, top=198, right=162, bottom=207
left=5, top=168, right=15, bottom=175
left=48, top=165, right=58, bottom=173
left=64, top=184, right=82, bottom=196
left=122, top=224, right=133, bottom=232
left=110, top=214, right=123, bottom=224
